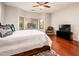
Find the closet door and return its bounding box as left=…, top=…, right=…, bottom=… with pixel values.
left=19, top=16, right=24, bottom=30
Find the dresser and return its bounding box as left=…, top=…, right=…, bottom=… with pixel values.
left=56, top=31, right=73, bottom=41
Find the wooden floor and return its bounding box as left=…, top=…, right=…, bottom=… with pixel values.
left=48, top=35, right=79, bottom=56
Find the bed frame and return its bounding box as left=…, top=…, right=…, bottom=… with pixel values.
left=13, top=45, right=50, bottom=56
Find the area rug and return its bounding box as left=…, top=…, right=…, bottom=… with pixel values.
left=33, top=50, right=58, bottom=56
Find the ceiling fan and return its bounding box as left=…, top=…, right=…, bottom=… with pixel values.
left=33, top=2, right=50, bottom=8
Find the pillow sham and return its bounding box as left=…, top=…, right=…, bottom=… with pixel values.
left=0, top=32, right=2, bottom=38
left=3, top=25, right=13, bottom=37
left=10, top=24, right=15, bottom=32
left=3, top=31, right=13, bottom=37
left=0, top=25, right=13, bottom=38
left=0, top=26, right=4, bottom=38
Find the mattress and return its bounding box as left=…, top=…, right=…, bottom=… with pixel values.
left=0, top=30, right=52, bottom=56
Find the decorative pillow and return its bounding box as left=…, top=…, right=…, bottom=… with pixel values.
left=3, top=31, right=13, bottom=37
left=0, top=32, right=2, bottom=38
left=3, top=25, right=13, bottom=37
left=0, top=26, right=4, bottom=38
left=0, top=25, right=13, bottom=38
left=10, top=24, right=15, bottom=32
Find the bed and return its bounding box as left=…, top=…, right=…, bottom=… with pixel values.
left=0, top=30, right=52, bottom=56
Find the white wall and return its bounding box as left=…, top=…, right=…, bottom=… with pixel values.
left=0, top=3, right=6, bottom=24
left=5, top=6, right=19, bottom=30
left=0, top=3, right=1, bottom=22
left=51, top=4, right=79, bottom=41
left=44, top=13, right=51, bottom=30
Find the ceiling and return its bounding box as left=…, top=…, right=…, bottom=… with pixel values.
left=4, top=2, right=76, bottom=13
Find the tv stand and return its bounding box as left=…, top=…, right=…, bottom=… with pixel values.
left=56, top=31, right=73, bottom=41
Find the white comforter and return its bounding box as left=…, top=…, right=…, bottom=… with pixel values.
left=0, top=30, right=52, bottom=56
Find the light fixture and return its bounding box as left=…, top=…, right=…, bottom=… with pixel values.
left=33, top=2, right=50, bottom=9
left=38, top=5, right=46, bottom=9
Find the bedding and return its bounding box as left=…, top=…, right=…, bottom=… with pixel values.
left=0, top=30, right=52, bottom=56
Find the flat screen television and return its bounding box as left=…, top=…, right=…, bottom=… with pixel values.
left=59, top=24, right=71, bottom=32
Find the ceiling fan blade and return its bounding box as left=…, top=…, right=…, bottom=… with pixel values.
left=44, top=2, right=49, bottom=4
left=37, top=2, right=49, bottom=5
left=44, top=5, right=50, bottom=8
left=37, top=2, right=42, bottom=5
left=33, top=5, right=39, bottom=7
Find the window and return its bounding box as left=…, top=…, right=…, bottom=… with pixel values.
left=27, top=18, right=44, bottom=30
left=27, top=18, right=39, bottom=29
left=39, top=19, right=44, bottom=29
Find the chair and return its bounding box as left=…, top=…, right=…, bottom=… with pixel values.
left=46, top=26, right=54, bottom=35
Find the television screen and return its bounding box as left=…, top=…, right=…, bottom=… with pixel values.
left=59, top=24, right=71, bottom=32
